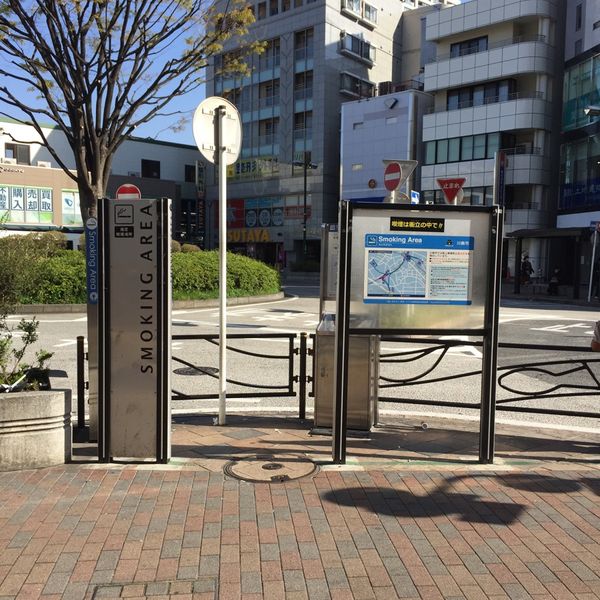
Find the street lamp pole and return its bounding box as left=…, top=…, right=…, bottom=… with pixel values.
left=302, top=153, right=308, bottom=257
left=294, top=152, right=317, bottom=259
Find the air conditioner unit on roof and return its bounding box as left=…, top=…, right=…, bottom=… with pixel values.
left=37, top=160, right=51, bottom=168
left=1, top=157, right=17, bottom=164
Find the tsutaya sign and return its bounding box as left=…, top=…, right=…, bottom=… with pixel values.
left=97, top=197, right=171, bottom=462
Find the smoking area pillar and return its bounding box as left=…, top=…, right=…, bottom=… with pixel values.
left=97, top=196, right=172, bottom=463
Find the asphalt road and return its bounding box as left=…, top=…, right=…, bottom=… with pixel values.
left=6, top=284, right=600, bottom=431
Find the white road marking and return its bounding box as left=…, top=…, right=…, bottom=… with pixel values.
left=54, top=339, right=77, bottom=347
left=530, top=323, right=592, bottom=333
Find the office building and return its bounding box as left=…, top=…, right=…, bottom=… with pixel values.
left=419, top=0, right=566, bottom=275
left=205, top=0, right=457, bottom=266
left=558, top=0, right=600, bottom=228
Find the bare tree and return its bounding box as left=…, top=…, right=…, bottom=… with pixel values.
left=0, top=0, right=258, bottom=220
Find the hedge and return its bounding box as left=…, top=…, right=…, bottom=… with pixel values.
left=0, top=235, right=280, bottom=304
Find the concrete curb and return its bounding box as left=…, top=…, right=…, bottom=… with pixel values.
left=11, top=291, right=285, bottom=314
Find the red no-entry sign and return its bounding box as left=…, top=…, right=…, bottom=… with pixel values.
left=384, top=162, right=402, bottom=191
left=115, top=183, right=142, bottom=200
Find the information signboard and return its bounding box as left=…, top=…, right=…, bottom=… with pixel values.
left=348, top=205, right=496, bottom=331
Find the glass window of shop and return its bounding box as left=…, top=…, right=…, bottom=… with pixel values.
left=559, top=135, right=600, bottom=210
left=563, top=54, right=600, bottom=132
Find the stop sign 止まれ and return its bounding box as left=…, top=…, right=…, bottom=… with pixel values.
left=384, top=162, right=402, bottom=191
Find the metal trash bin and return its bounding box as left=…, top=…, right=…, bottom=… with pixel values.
left=313, top=313, right=379, bottom=431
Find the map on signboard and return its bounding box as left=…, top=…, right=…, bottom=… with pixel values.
left=364, top=234, right=474, bottom=305
left=367, top=250, right=427, bottom=298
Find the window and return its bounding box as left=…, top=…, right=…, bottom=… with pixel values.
left=260, top=79, right=280, bottom=107
left=424, top=141, right=436, bottom=165
left=486, top=133, right=500, bottom=158
left=260, top=38, right=281, bottom=70
left=351, top=163, right=363, bottom=171
left=340, top=33, right=375, bottom=63
left=353, top=121, right=364, bottom=130
left=448, top=138, right=460, bottom=162
left=436, top=139, right=448, bottom=164
left=343, top=0, right=361, bottom=15
left=594, top=20, right=600, bottom=30
left=184, top=164, right=196, bottom=183
left=282, top=0, right=290, bottom=10
left=4, top=143, right=30, bottom=165
left=575, top=39, right=583, bottom=55
left=446, top=79, right=516, bottom=110
left=461, top=136, right=473, bottom=161
left=575, top=4, right=582, bottom=31
left=141, top=159, right=160, bottom=179
left=257, top=1, right=267, bottom=19
left=269, top=0, right=278, bottom=15
left=450, top=36, right=488, bottom=58
left=295, top=28, right=314, bottom=61
left=363, top=2, right=377, bottom=24
left=294, top=71, right=313, bottom=100
left=340, top=72, right=374, bottom=98
left=473, top=135, right=486, bottom=160
left=294, top=0, right=303, bottom=6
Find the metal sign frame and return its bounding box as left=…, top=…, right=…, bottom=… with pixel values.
left=332, top=202, right=503, bottom=465
left=97, top=197, right=171, bottom=463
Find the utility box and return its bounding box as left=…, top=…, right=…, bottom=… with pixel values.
left=313, top=313, right=379, bottom=431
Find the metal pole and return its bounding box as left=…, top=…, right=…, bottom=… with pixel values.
left=303, top=154, right=308, bottom=258
left=588, top=230, right=597, bottom=302
left=76, top=336, right=85, bottom=429
left=299, top=332, right=307, bottom=419
left=217, top=106, right=227, bottom=425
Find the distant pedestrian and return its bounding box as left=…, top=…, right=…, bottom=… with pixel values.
left=593, top=261, right=600, bottom=298
left=547, top=268, right=559, bottom=295
left=592, top=321, right=600, bottom=351
left=521, top=255, right=534, bottom=284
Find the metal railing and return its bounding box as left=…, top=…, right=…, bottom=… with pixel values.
left=75, top=332, right=600, bottom=425
left=377, top=337, right=600, bottom=420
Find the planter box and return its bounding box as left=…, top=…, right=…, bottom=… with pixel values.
left=0, top=390, right=72, bottom=471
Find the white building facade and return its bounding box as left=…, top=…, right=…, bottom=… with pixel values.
left=420, top=0, right=566, bottom=272
left=0, top=119, right=204, bottom=243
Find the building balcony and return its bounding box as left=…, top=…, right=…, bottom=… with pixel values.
left=425, top=39, right=553, bottom=92
left=423, top=95, right=551, bottom=140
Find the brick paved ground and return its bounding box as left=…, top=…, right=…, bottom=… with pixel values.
left=1, top=414, right=600, bottom=599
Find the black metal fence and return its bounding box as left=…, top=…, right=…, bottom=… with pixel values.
left=76, top=333, right=600, bottom=423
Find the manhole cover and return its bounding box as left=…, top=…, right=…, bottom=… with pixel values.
left=224, top=453, right=318, bottom=483
left=173, top=366, right=218, bottom=376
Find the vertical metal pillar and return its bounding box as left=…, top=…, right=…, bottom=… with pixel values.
left=479, top=207, right=503, bottom=463
left=299, top=332, right=307, bottom=419
left=76, top=336, right=85, bottom=429
left=217, top=106, right=227, bottom=426
left=573, top=235, right=581, bottom=300
left=332, top=201, right=351, bottom=464
left=97, top=197, right=110, bottom=463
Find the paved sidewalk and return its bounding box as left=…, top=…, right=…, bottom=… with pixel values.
left=1, top=413, right=600, bottom=599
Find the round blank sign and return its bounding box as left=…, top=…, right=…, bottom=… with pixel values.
left=193, top=97, right=242, bottom=166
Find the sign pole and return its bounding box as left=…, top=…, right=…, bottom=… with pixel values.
left=217, top=106, right=227, bottom=426
left=192, top=97, right=242, bottom=428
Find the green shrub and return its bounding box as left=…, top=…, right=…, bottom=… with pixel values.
left=0, top=232, right=66, bottom=310
left=21, top=250, right=87, bottom=304
left=171, top=239, right=182, bottom=253
left=171, top=250, right=279, bottom=300
left=181, top=243, right=200, bottom=252
left=0, top=241, right=280, bottom=305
